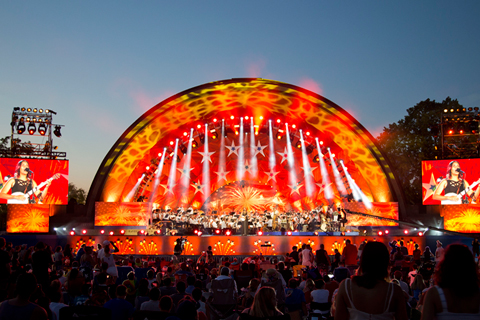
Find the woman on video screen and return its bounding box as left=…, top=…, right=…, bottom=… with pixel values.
left=433, top=161, right=480, bottom=204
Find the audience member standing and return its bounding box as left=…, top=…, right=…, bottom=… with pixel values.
left=434, top=240, right=445, bottom=263
left=32, top=241, right=53, bottom=290
left=316, top=244, right=331, bottom=271
left=342, top=239, right=358, bottom=267
left=104, top=285, right=135, bottom=320
left=421, top=244, right=480, bottom=319
left=334, top=241, right=408, bottom=320
left=0, top=238, right=10, bottom=296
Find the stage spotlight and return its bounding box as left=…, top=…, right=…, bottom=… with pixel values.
left=191, top=140, right=198, bottom=148
left=215, top=229, right=221, bottom=235
left=378, top=231, right=383, bottom=236
left=179, top=144, right=187, bottom=154
left=296, top=141, right=302, bottom=149
left=82, top=229, right=87, bottom=234
left=276, top=129, right=284, bottom=140
left=257, top=231, right=263, bottom=236
left=418, top=231, right=423, bottom=236
left=225, top=230, right=232, bottom=236
left=100, top=229, right=105, bottom=234
left=230, top=115, right=234, bottom=120
left=197, top=231, right=202, bottom=236
left=459, top=124, right=465, bottom=134
left=403, top=229, right=409, bottom=235
left=69, top=231, right=75, bottom=236
left=38, top=123, right=47, bottom=135
left=109, top=231, right=114, bottom=236
left=287, top=231, right=292, bottom=236
left=384, top=230, right=389, bottom=235
left=306, top=145, right=315, bottom=155
left=199, top=133, right=205, bottom=144
left=156, top=230, right=161, bottom=235
left=313, top=155, right=320, bottom=163
left=276, top=119, right=281, bottom=123
left=194, top=230, right=198, bottom=234
left=17, top=122, right=26, bottom=134
left=27, top=108, right=32, bottom=112
left=197, top=124, right=202, bottom=129
left=120, top=229, right=125, bottom=235
left=210, top=129, right=218, bottom=140
left=28, top=122, right=36, bottom=135
left=469, top=121, right=478, bottom=133
left=54, top=125, right=62, bottom=137
left=54, top=227, right=58, bottom=231
left=140, top=230, right=145, bottom=235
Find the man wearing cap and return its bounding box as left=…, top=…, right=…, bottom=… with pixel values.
left=435, top=240, right=445, bottom=262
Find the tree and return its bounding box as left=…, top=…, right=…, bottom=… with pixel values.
left=68, top=183, right=87, bottom=205
left=376, top=97, right=463, bottom=205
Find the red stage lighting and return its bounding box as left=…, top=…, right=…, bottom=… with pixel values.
left=404, top=229, right=409, bottom=235
left=306, top=131, right=310, bottom=136
left=259, top=116, right=264, bottom=120
left=378, top=231, right=383, bottom=236
left=140, top=230, right=145, bottom=234
left=213, top=118, right=217, bottom=122
left=169, top=141, right=174, bottom=145
left=109, top=231, right=114, bottom=236
left=292, top=124, right=296, bottom=129
left=194, top=230, right=198, bottom=234
left=385, top=230, right=389, bottom=235
left=276, top=119, right=281, bottom=123
left=120, top=229, right=125, bottom=234
left=235, top=131, right=239, bottom=135
left=197, top=231, right=202, bottom=236
left=257, top=231, right=263, bottom=236
left=82, top=229, right=87, bottom=234
left=158, top=152, right=162, bottom=157
left=225, top=230, right=232, bottom=236
left=69, top=231, right=75, bottom=236
left=418, top=231, right=424, bottom=236
left=100, top=229, right=105, bottom=234
left=183, top=132, right=188, bottom=136
left=245, top=116, right=249, bottom=120
left=215, top=229, right=221, bottom=235
left=448, top=129, right=453, bottom=134
left=146, top=166, right=150, bottom=170
left=197, top=124, right=202, bottom=129
left=287, top=231, right=292, bottom=236
left=156, top=230, right=161, bottom=234
left=230, top=116, right=234, bottom=120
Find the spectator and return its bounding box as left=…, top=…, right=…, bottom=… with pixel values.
left=160, top=277, right=177, bottom=296
left=399, top=240, right=409, bottom=256
left=393, top=270, right=409, bottom=295
left=240, top=286, right=287, bottom=319
left=290, top=246, right=299, bottom=265
left=315, top=244, right=331, bottom=272
left=0, top=273, right=48, bottom=320
left=0, top=238, right=11, bottom=295
left=241, top=278, right=260, bottom=309
left=158, top=295, right=174, bottom=318
left=185, top=275, right=196, bottom=294
left=177, top=299, right=198, bottom=320
left=303, top=279, right=315, bottom=304
left=65, top=268, right=85, bottom=300
left=48, top=290, right=68, bottom=320
left=331, top=248, right=341, bottom=271
left=334, top=241, right=407, bottom=319
left=333, top=261, right=351, bottom=283
left=472, top=238, right=479, bottom=259
left=300, top=244, right=314, bottom=267
left=285, top=278, right=307, bottom=319
left=422, top=244, right=480, bottom=319
left=412, top=244, right=422, bottom=265
left=434, top=240, right=445, bottom=263
left=123, top=271, right=136, bottom=305
left=277, top=261, right=292, bottom=285
left=262, top=269, right=286, bottom=311
left=75, top=244, right=86, bottom=262
left=423, top=246, right=434, bottom=263
left=146, top=269, right=156, bottom=289
left=32, top=241, right=53, bottom=290
left=135, top=278, right=150, bottom=309
left=323, top=274, right=339, bottom=304
left=342, top=239, right=358, bottom=267
left=410, top=273, right=425, bottom=301
left=53, top=246, right=64, bottom=271
left=140, top=287, right=161, bottom=311
left=104, top=285, right=135, bottom=320
left=101, top=245, right=118, bottom=282
left=171, top=281, right=189, bottom=309
left=73, top=283, right=91, bottom=306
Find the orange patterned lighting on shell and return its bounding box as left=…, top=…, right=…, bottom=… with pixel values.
left=75, top=238, right=96, bottom=252
left=113, top=238, right=134, bottom=255
left=173, top=240, right=194, bottom=255
left=139, top=239, right=158, bottom=255
left=253, top=240, right=276, bottom=255
left=213, top=239, right=235, bottom=255
left=331, top=239, right=346, bottom=253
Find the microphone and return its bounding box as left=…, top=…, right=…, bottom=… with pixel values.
left=25, top=168, right=33, bottom=173
left=456, top=168, right=464, bottom=174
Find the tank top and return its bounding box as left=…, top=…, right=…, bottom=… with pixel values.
left=0, top=300, right=37, bottom=320
left=11, top=179, right=33, bottom=194
left=435, top=286, right=480, bottom=319
left=345, top=278, right=396, bottom=320
left=444, top=180, right=465, bottom=195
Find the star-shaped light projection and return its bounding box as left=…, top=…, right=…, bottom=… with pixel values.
left=160, top=182, right=176, bottom=195
left=277, top=147, right=289, bottom=164
left=252, top=141, right=268, bottom=158
left=288, top=183, right=304, bottom=195
left=316, top=182, right=333, bottom=196
left=215, top=167, right=230, bottom=182
left=198, top=150, right=216, bottom=163
left=177, top=164, right=194, bottom=179
left=244, top=160, right=253, bottom=175
left=265, top=168, right=280, bottom=182
left=422, top=173, right=437, bottom=201
left=191, top=180, right=206, bottom=195
left=302, top=165, right=317, bottom=177
left=226, top=141, right=242, bottom=157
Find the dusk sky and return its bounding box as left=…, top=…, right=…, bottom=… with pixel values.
left=1, top=1, right=479, bottom=192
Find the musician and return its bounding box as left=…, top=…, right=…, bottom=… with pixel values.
left=0, top=160, right=52, bottom=203
left=433, top=161, right=480, bottom=204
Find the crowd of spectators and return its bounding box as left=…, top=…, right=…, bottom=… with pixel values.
left=0, top=237, right=477, bottom=320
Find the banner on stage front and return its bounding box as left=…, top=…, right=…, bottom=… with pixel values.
left=95, top=202, right=149, bottom=226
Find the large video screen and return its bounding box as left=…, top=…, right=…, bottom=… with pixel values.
left=0, top=158, right=69, bottom=205
left=422, top=158, right=480, bottom=205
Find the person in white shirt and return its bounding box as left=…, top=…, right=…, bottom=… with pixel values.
left=140, top=287, right=162, bottom=311
left=435, top=240, right=444, bottom=262
left=311, top=279, right=330, bottom=315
